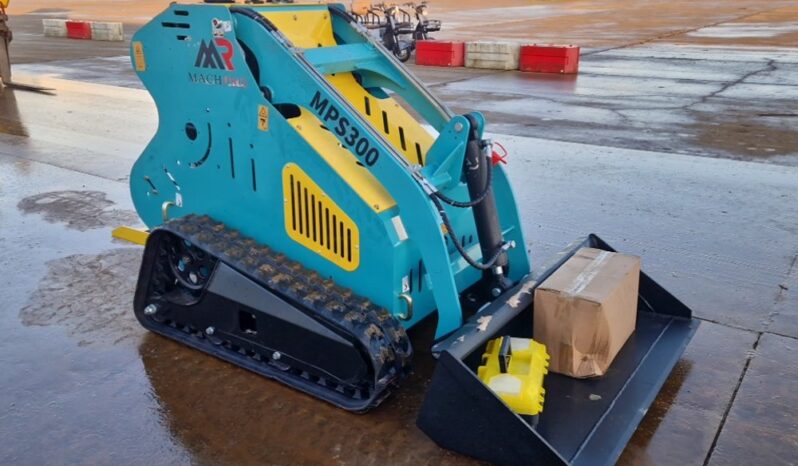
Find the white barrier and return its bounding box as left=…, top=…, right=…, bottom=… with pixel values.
left=42, top=18, right=67, bottom=38
left=465, top=41, right=521, bottom=70
left=90, top=22, right=124, bottom=41
left=41, top=19, right=124, bottom=41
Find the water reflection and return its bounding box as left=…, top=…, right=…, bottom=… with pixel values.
left=136, top=306, right=699, bottom=466
left=136, top=320, right=474, bottom=466
left=0, top=87, right=28, bottom=137
left=618, top=359, right=694, bottom=465
left=519, top=71, right=579, bottom=94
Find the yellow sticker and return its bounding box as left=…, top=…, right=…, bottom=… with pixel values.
left=133, top=41, right=146, bottom=72
left=257, top=105, right=269, bottom=131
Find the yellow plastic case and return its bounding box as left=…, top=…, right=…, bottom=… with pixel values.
left=477, top=336, right=549, bottom=416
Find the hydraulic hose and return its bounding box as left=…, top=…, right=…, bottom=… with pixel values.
left=432, top=151, right=494, bottom=208
left=430, top=193, right=511, bottom=270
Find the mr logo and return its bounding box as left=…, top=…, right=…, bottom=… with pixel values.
left=195, top=38, right=235, bottom=71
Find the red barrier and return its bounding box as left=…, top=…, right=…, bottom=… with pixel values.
left=65, top=21, right=92, bottom=40
left=520, top=44, right=580, bottom=74
left=415, top=40, right=465, bottom=67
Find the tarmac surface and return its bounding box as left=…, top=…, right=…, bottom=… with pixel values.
left=1, top=1, right=798, bottom=465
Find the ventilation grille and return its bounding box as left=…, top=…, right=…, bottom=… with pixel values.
left=283, top=163, right=360, bottom=271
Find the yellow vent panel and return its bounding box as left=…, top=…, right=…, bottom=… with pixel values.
left=283, top=163, right=360, bottom=271
left=259, top=8, right=436, bottom=165
left=258, top=9, right=335, bottom=49
left=327, top=73, right=436, bottom=166
left=288, top=108, right=396, bottom=213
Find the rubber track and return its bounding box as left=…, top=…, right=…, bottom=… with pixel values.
left=151, top=214, right=412, bottom=411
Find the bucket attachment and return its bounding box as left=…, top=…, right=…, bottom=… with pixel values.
left=417, top=234, right=698, bottom=466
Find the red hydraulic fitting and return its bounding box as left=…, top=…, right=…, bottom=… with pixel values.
left=491, top=141, right=508, bottom=165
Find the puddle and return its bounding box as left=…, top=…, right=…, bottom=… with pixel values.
left=689, top=113, right=798, bottom=159
left=19, top=248, right=143, bottom=346
left=26, top=8, right=70, bottom=15
left=687, top=23, right=798, bottom=39
left=0, top=89, right=29, bottom=138
left=135, top=318, right=474, bottom=466
left=17, top=190, right=139, bottom=231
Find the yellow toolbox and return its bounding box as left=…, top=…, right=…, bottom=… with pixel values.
left=477, top=336, right=549, bottom=416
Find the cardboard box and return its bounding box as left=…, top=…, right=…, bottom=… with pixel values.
left=415, top=40, right=465, bottom=67
left=533, top=247, right=640, bottom=378
left=520, top=44, right=580, bottom=74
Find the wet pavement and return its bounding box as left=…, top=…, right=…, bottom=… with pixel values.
left=708, top=333, right=798, bottom=466
left=1, top=76, right=797, bottom=464
left=12, top=46, right=798, bottom=166
left=6, top=13, right=134, bottom=65
left=10, top=6, right=798, bottom=167
left=2, top=1, right=798, bottom=465
left=434, top=45, right=798, bottom=166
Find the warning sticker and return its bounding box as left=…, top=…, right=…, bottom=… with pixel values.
left=133, top=41, right=146, bottom=72
left=211, top=18, right=232, bottom=37
left=258, top=105, right=269, bottom=132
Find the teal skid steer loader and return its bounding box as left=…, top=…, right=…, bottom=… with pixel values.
left=128, top=3, right=697, bottom=464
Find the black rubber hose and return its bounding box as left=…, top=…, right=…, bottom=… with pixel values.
left=430, top=193, right=508, bottom=270
left=230, top=6, right=278, bottom=31
left=432, top=152, right=493, bottom=208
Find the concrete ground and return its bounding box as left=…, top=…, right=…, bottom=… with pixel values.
left=1, top=1, right=797, bottom=465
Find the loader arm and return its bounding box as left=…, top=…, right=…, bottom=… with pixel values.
left=231, top=7, right=465, bottom=338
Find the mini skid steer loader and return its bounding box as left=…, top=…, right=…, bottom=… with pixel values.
left=129, top=4, right=697, bottom=464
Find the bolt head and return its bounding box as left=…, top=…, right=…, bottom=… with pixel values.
left=205, top=326, right=215, bottom=336
left=454, top=122, right=464, bottom=132
left=144, top=304, right=158, bottom=316
left=272, top=351, right=282, bottom=360
left=491, top=287, right=502, bottom=298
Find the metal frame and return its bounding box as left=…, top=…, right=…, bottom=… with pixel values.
left=129, top=3, right=528, bottom=338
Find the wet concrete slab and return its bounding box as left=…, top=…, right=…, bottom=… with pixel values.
left=12, top=0, right=798, bottom=52
left=2, top=2, right=798, bottom=461
left=12, top=55, right=498, bottom=90
left=669, top=6, right=798, bottom=48
left=498, top=132, right=798, bottom=336
left=6, top=14, right=135, bottom=65
left=9, top=8, right=798, bottom=167
left=432, top=1, right=798, bottom=48
left=707, top=333, right=798, bottom=466
left=11, top=43, right=798, bottom=169
left=1, top=73, right=796, bottom=464
left=12, top=55, right=144, bottom=89
left=0, top=79, right=155, bottom=181
left=17, top=190, right=139, bottom=231
left=0, top=152, right=480, bottom=466
left=0, top=154, right=172, bottom=465
left=4, top=73, right=795, bottom=335
left=432, top=44, right=798, bottom=166
left=8, top=0, right=798, bottom=168
left=764, top=258, right=798, bottom=341
left=619, top=322, right=757, bottom=466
